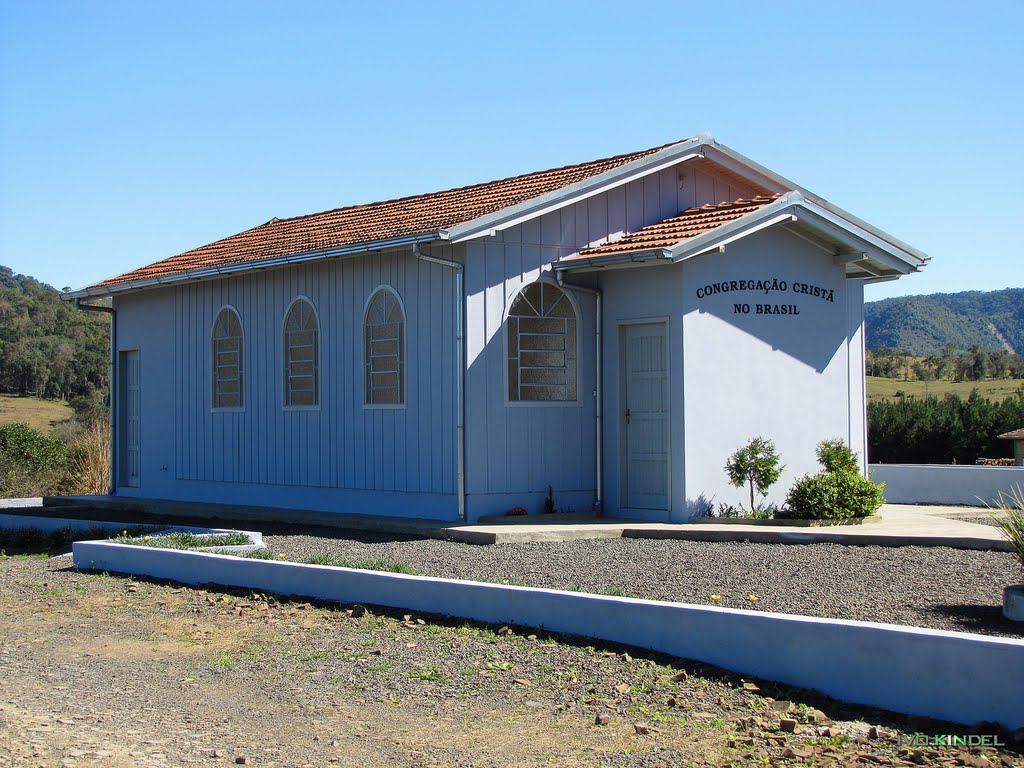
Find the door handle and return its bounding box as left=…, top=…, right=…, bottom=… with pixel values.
left=624, top=408, right=631, bottom=425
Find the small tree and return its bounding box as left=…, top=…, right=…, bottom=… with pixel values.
left=725, top=437, right=785, bottom=513
left=815, top=438, right=860, bottom=475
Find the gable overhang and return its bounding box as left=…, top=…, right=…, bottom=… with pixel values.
left=699, top=141, right=930, bottom=265
left=443, top=137, right=712, bottom=244
left=61, top=231, right=449, bottom=300
left=554, top=191, right=928, bottom=279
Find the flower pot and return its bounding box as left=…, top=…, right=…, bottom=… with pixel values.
left=1003, top=585, right=1024, bottom=622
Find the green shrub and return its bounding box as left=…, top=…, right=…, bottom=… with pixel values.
left=784, top=470, right=885, bottom=520
left=782, top=438, right=885, bottom=520
left=816, top=438, right=860, bottom=475
left=0, top=422, right=70, bottom=497
left=724, top=437, right=784, bottom=513
left=0, top=422, right=67, bottom=472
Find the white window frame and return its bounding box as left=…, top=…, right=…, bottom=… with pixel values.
left=282, top=295, right=320, bottom=411
left=362, top=285, right=407, bottom=410
left=211, top=305, right=245, bottom=412
left=504, top=278, right=581, bottom=407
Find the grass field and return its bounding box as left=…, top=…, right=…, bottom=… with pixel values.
left=0, top=394, right=73, bottom=432
left=867, top=376, right=1024, bottom=403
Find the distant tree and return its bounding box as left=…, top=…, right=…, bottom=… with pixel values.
left=868, top=389, right=1024, bottom=464
left=0, top=265, right=108, bottom=401
left=912, top=360, right=936, bottom=382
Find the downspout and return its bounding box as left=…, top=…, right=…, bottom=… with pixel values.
left=555, top=271, right=603, bottom=516
left=413, top=245, right=466, bottom=522
left=74, top=299, right=116, bottom=496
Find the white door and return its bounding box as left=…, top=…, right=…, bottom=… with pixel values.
left=119, top=350, right=141, bottom=488
left=622, top=323, right=669, bottom=509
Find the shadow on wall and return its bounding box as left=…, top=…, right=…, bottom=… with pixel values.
left=681, top=495, right=714, bottom=520
left=689, top=286, right=848, bottom=375
left=682, top=228, right=852, bottom=374
left=463, top=265, right=598, bottom=504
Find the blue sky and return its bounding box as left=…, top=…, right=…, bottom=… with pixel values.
left=1, top=1, right=1021, bottom=301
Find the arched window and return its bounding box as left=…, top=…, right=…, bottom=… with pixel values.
left=364, top=286, right=405, bottom=406
left=507, top=281, right=577, bottom=402
left=283, top=297, right=319, bottom=407
left=212, top=306, right=244, bottom=409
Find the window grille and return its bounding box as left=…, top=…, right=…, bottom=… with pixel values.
left=507, top=282, right=577, bottom=402
left=212, top=307, right=243, bottom=409
left=283, top=298, right=319, bottom=407
left=364, top=287, right=405, bottom=405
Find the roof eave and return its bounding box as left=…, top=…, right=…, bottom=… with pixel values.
left=62, top=230, right=448, bottom=301
left=553, top=248, right=674, bottom=272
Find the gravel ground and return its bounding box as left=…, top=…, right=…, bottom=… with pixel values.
left=949, top=516, right=1005, bottom=528
left=3, top=554, right=1022, bottom=768
left=261, top=533, right=1024, bottom=638
left=958, top=517, right=1005, bottom=528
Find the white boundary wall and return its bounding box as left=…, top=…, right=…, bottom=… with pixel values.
left=73, top=540, right=1024, bottom=729
left=870, top=464, right=1024, bottom=506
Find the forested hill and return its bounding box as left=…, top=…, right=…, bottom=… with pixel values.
left=0, top=265, right=108, bottom=399
left=865, top=288, right=1024, bottom=356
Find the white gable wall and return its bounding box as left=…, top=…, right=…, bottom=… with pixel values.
left=679, top=226, right=866, bottom=516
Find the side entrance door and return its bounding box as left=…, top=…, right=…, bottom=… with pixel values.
left=119, top=350, right=141, bottom=488
left=621, top=323, right=669, bottom=509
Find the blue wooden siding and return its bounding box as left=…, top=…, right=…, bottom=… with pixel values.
left=117, top=246, right=459, bottom=514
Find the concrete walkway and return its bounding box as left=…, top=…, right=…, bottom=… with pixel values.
left=447, top=505, right=1000, bottom=549
left=457, top=504, right=1010, bottom=549
left=12, top=495, right=1011, bottom=551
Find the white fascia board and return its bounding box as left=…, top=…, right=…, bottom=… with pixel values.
left=790, top=201, right=919, bottom=273
left=61, top=231, right=446, bottom=301
left=699, top=144, right=792, bottom=195
left=682, top=212, right=801, bottom=260
left=703, top=141, right=930, bottom=265
left=663, top=193, right=806, bottom=262
left=553, top=249, right=673, bottom=271
left=445, top=141, right=707, bottom=244
left=664, top=196, right=914, bottom=275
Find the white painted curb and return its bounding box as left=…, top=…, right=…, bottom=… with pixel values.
left=72, top=540, right=1024, bottom=729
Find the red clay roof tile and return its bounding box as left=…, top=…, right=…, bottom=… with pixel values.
left=568, top=195, right=781, bottom=260
left=91, top=141, right=681, bottom=290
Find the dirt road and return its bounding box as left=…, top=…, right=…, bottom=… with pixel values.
left=1, top=553, right=1020, bottom=767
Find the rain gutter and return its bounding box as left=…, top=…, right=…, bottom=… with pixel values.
left=553, top=271, right=603, bottom=515
left=412, top=244, right=466, bottom=522
left=62, top=232, right=449, bottom=300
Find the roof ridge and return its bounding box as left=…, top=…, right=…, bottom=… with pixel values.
left=262, top=139, right=688, bottom=227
